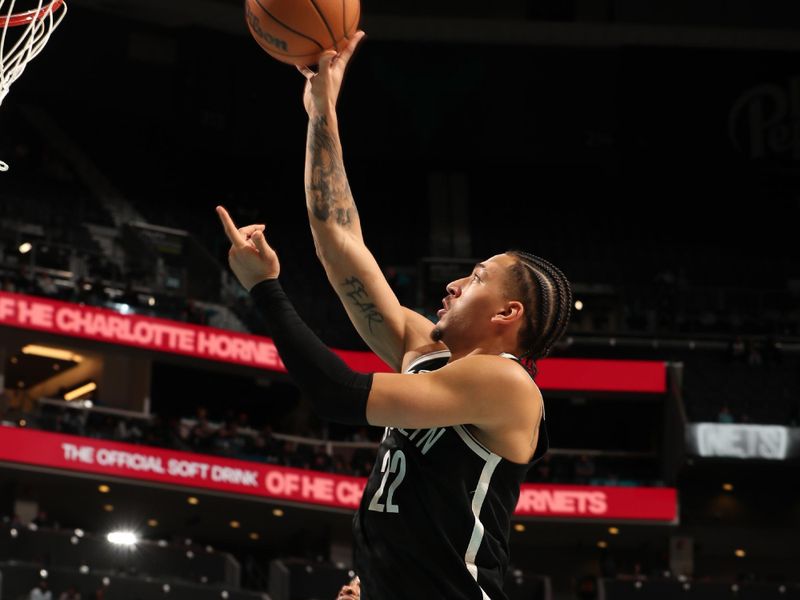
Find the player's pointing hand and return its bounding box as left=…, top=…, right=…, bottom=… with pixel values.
left=216, top=205, right=280, bottom=290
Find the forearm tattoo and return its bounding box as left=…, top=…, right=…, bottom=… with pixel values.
left=342, top=276, right=385, bottom=333
left=306, top=115, right=358, bottom=227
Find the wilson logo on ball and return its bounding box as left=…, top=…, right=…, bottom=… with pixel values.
left=243, top=0, right=361, bottom=67
left=245, top=5, right=288, bottom=52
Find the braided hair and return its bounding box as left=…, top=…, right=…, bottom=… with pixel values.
left=504, top=250, right=573, bottom=378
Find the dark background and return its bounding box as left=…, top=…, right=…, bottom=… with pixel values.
left=1, top=1, right=800, bottom=599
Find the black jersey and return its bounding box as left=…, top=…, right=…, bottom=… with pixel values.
left=352, top=350, right=549, bottom=600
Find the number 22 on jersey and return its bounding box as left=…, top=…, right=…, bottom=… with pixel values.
left=367, top=449, right=407, bottom=513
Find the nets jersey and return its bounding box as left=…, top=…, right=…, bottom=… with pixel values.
left=352, top=350, right=549, bottom=600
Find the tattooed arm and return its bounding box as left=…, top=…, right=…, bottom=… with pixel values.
left=299, top=35, right=444, bottom=372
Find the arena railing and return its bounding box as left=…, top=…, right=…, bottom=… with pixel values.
left=12, top=398, right=667, bottom=486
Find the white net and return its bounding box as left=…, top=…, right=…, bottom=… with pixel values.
left=0, top=0, right=67, bottom=171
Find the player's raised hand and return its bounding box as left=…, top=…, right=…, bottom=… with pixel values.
left=216, top=205, right=279, bottom=290
left=299, top=30, right=365, bottom=117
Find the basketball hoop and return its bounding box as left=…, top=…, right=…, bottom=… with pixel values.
left=0, top=0, right=67, bottom=171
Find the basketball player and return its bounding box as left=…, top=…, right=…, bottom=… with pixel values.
left=217, top=34, right=571, bottom=600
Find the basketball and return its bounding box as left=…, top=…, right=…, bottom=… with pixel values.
left=244, top=0, right=361, bottom=66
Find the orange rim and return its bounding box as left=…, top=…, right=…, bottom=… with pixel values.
left=0, top=0, right=65, bottom=28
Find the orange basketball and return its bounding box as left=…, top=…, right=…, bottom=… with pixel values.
left=244, top=0, right=361, bottom=66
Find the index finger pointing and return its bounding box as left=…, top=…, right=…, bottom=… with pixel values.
left=216, top=206, right=247, bottom=248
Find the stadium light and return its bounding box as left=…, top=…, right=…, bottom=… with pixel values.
left=107, top=531, right=138, bottom=546
left=22, top=345, right=83, bottom=362
left=64, top=382, right=97, bottom=401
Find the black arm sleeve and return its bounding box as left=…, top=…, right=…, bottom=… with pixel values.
left=250, top=278, right=373, bottom=426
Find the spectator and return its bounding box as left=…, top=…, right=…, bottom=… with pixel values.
left=32, top=509, right=51, bottom=528
left=58, top=586, right=81, bottom=600
left=351, top=427, right=369, bottom=443
left=189, top=407, right=214, bottom=450
left=253, top=425, right=281, bottom=463
left=532, top=453, right=552, bottom=482
left=311, top=448, right=333, bottom=472
left=120, top=281, right=138, bottom=303
left=29, top=580, right=52, bottom=600
left=58, top=408, right=86, bottom=436
left=332, top=456, right=351, bottom=475
left=728, top=336, right=746, bottom=363
left=574, top=454, right=597, bottom=483
left=600, top=549, right=618, bottom=578
left=184, top=299, right=207, bottom=325
left=114, top=419, right=143, bottom=442
left=717, top=404, right=735, bottom=424
left=350, top=446, right=374, bottom=477
left=236, top=411, right=251, bottom=430
left=37, top=274, right=59, bottom=297
left=213, top=417, right=244, bottom=456
left=746, top=339, right=763, bottom=367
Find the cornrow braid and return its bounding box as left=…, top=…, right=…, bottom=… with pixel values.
left=505, top=250, right=573, bottom=378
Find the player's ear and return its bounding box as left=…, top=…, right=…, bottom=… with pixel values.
left=493, top=301, right=524, bottom=324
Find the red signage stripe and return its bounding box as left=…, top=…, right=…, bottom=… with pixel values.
left=515, top=483, right=677, bottom=521
left=0, top=292, right=665, bottom=391
left=536, top=358, right=666, bottom=393
left=0, top=428, right=677, bottom=521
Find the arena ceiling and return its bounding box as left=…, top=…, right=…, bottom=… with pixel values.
left=69, top=0, right=800, bottom=50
